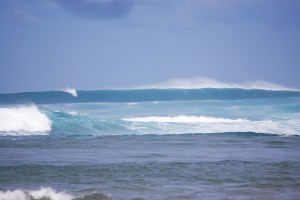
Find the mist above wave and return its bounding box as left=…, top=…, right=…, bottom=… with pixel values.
left=133, top=77, right=298, bottom=91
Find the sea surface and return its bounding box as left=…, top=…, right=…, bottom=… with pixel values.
left=0, top=88, right=300, bottom=200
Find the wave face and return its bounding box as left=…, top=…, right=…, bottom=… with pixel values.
left=0, top=105, right=52, bottom=135
left=0, top=88, right=300, bottom=104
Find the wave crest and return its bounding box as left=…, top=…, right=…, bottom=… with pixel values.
left=0, top=105, right=52, bottom=135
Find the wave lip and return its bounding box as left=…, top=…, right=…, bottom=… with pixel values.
left=122, top=115, right=248, bottom=123
left=64, top=87, right=78, bottom=97
left=0, top=105, right=52, bottom=135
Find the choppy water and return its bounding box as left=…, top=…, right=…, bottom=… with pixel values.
left=0, top=88, right=300, bottom=199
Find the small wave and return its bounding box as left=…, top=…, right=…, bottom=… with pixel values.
left=0, top=188, right=72, bottom=200
left=64, top=87, right=77, bottom=97
left=134, top=77, right=299, bottom=91
left=122, top=115, right=248, bottom=123
left=0, top=188, right=112, bottom=200
left=0, top=105, right=52, bottom=135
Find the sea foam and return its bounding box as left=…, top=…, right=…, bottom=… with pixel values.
left=0, top=105, right=52, bottom=135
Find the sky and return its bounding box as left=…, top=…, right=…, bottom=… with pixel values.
left=0, top=0, right=300, bottom=93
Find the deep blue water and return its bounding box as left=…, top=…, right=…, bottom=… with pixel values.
left=0, top=88, right=300, bottom=199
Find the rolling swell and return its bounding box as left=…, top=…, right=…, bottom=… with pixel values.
left=1, top=88, right=300, bottom=104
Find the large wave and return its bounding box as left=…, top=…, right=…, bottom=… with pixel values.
left=1, top=88, right=300, bottom=105
left=0, top=105, right=52, bottom=136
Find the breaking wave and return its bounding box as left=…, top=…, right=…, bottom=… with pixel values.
left=64, top=87, right=77, bottom=97
left=0, top=188, right=72, bottom=200
left=0, top=105, right=52, bottom=136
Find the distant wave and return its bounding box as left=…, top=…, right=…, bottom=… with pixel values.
left=1, top=88, right=300, bottom=105
left=64, top=87, right=77, bottom=97
left=122, top=116, right=248, bottom=123
left=0, top=105, right=52, bottom=135
left=0, top=188, right=111, bottom=200
left=134, top=77, right=299, bottom=91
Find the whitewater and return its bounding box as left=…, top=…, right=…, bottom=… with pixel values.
left=1, top=80, right=300, bottom=199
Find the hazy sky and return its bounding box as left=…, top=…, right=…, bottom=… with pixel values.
left=1, top=0, right=300, bottom=92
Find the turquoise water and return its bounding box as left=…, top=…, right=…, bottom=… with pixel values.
left=0, top=89, right=300, bottom=199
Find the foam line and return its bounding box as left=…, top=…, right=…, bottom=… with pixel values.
left=122, top=116, right=248, bottom=123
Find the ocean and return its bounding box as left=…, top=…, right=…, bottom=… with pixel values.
left=0, top=88, right=300, bottom=200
